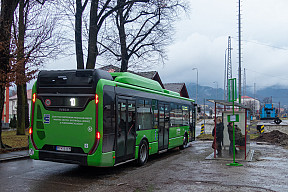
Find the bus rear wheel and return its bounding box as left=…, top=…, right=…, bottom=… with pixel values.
left=137, top=140, right=148, bottom=166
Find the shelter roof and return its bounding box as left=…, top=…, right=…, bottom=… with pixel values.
left=207, top=99, right=251, bottom=110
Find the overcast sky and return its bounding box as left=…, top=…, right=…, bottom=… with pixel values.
left=45, top=0, right=288, bottom=92
left=153, top=0, right=288, bottom=91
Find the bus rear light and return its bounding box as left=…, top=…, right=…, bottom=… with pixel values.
left=95, top=94, right=99, bottom=104
left=32, top=93, right=36, bottom=103
left=29, top=127, right=33, bottom=135
left=96, top=132, right=101, bottom=139
left=30, top=92, right=38, bottom=150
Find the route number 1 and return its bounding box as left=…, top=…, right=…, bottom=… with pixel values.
left=70, top=98, right=76, bottom=106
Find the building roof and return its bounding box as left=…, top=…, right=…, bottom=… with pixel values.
left=138, top=71, right=164, bottom=88
left=137, top=71, right=157, bottom=79
left=99, top=65, right=123, bottom=73
left=242, top=96, right=253, bottom=99
left=164, top=83, right=189, bottom=98
left=10, top=89, right=32, bottom=100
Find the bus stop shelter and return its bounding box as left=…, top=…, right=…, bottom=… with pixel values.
left=207, top=99, right=252, bottom=161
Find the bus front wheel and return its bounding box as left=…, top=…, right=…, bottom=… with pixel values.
left=137, top=140, right=148, bottom=166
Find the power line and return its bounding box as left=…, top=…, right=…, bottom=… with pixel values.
left=246, top=68, right=288, bottom=82
left=231, top=37, right=288, bottom=51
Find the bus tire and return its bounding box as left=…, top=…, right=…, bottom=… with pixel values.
left=137, top=140, right=148, bottom=166
left=179, top=134, right=188, bottom=150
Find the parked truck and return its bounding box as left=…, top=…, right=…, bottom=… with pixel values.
left=260, top=104, right=282, bottom=124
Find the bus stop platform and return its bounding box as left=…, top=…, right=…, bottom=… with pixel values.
left=205, top=148, right=255, bottom=162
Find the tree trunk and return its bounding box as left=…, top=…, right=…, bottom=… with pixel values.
left=118, top=0, right=129, bottom=72
left=75, top=0, right=85, bottom=69
left=0, top=87, right=5, bottom=148
left=0, top=0, right=20, bottom=148
left=16, top=84, right=26, bottom=135
left=16, top=0, right=26, bottom=135
left=25, top=88, right=29, bottom=129
left=86, top=0, right=99, bottom=69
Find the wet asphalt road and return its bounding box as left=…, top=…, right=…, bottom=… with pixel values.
left=1, top=141, right=288, bottom=192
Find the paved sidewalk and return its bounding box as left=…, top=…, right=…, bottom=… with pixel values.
left=0, top=150, right=29, bottom=162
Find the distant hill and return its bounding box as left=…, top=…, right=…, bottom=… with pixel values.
left=186, top=83, right=288, bottom=107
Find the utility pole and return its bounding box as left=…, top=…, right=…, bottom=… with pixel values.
left=254, top=83, right=256, bottom=116
left=243, top=68, right=246, bottom=103
left=224, top=48, right=227, bottom=100
left=279, top=101, right=281, bottom=117
left=226, top=36, right=232, bottom=101
left=203, top=98, right=206, bottom=129
left=238, top=0, right=242, bottom=104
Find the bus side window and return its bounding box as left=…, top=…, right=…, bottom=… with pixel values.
left=103, top=88, right=115, bottom=153
left=170, top=103, right=176, bottom=127
left=152, top=100, right=158, bottom=129
left=182, top=105, right=189, bottom=126
left=137, top=99, right=152, bottom=130
left=176, top=104, right=183, bottom=127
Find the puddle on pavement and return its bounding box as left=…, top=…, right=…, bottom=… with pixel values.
left=259, top=157, right=284, bottom=161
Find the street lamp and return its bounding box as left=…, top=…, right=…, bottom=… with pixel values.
left=213, top=81, right=218, bottom=100
left=192, top=68, right=198, bottom=104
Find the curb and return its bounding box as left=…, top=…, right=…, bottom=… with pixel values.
left=0, top=154, right=30, bottom=162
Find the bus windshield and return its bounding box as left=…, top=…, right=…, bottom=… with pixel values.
left=37, top=69, right=113, bottom=94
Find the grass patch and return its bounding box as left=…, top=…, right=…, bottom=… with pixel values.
left=196, top=134, right=214, bottom=140
left=1, top=129, right=29, bottom=149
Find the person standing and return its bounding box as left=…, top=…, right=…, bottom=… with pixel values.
left=212, top=118, right=224, bottom=155
left=227, top=122, right=234, bottom=155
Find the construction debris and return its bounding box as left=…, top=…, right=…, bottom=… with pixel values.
left=254, top=130, right=288, bottom=146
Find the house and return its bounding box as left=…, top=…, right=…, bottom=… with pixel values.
left=9, top=89, right=32, bottom=121
left=137, top=71, right=165, bottom=88
left=239, top=96, right=261, bottom=113
left=163, top=83, right=189, bottom=98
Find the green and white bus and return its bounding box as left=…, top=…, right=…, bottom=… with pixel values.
left=29, top=69, right=196, bottom=166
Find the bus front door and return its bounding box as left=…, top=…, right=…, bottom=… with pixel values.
left=116, top=98, right=136, bottom=164
left=158, top=103, right=169, bottom=151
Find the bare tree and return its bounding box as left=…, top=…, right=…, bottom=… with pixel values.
left=86, top=0, right=132, bottom=69
left=60, top=0, right=156, bottom=69
left=0, top=0, right=20, bottom=148
left=75, top=0, right=88, bottom=69
left=11, top=0, right=64, bottom=135
left=100, top=0, right=187, bottom=71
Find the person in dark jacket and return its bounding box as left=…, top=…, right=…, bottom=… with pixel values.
left=234, top=125, right=245, bottom=146
left=228, top=123, right=245, bottom=155
left=227, top=122, right=234, bottom=155
left=212, top=118, right=224, bottom=155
